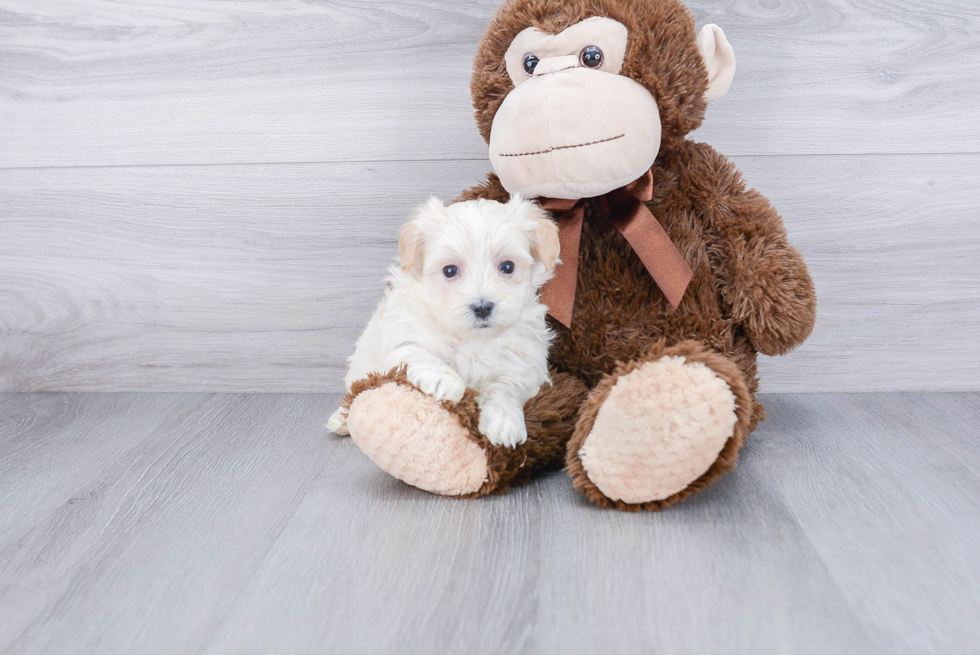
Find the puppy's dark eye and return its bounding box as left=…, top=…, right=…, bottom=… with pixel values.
left=580, top=45, right=603, bottom=68
left=522, top=54, right=539, bottom=75
left=443, top=265, right=458, bottom=278
left=499, top=261, right=515, bottom=275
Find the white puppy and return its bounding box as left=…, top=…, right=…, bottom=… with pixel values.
left=327, top=195, right=560, bottom=447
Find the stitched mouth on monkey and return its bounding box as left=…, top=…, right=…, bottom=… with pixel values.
left=497, top=133, right=626, bottom=158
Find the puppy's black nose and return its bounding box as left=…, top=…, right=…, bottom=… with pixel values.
left=471, top=301, right=494, bottom=320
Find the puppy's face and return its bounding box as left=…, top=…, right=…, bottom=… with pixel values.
left=399, top=195, right=559, bottom=338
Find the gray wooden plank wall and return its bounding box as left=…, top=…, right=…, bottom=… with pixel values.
left=1, top=0, right=979, bottom=392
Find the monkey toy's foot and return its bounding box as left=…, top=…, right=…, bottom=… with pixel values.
left=338, top=368, right=586, bottom=497
left=566, top=341, right=754, bottom=511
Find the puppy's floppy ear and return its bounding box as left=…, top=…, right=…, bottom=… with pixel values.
left=399, top=196, right=444, bottom=272
left=532, top=215, right=560, bottom=271
left=518, top=197, right=560, bottom=271
left=398, top=221, right=424, bottom=272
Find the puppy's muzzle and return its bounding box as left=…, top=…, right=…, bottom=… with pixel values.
left=471, top=301, right=494, bottom=321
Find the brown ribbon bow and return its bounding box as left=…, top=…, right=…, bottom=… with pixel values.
left=538, top=170, right=693, bottom=328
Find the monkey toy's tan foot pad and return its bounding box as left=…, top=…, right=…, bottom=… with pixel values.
left=567, top=341, right=753, bottom=511
left=343, top=369, right=589, bottom=498
left=345, top=375, right=489, bottom=497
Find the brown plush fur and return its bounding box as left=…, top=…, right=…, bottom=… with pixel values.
left=455, top=0, right=816, bottom=509
left=470, top=371, right=589, bottom=496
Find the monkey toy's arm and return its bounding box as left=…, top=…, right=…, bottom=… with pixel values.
left=696, top=148, right=816, bottom=356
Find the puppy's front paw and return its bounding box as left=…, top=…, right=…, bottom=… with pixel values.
left=478, top=403, right=528, bottom=448
left=407, top=363, right=466, bottom=403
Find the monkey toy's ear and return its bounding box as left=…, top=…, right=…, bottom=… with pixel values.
left=697, top=24, right=736, bottom=102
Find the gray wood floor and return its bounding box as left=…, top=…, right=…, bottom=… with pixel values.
left=1, top=392, right=978, bottom=654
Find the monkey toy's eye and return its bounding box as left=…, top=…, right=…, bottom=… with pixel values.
left=443, top=265, right=459, bottom=278
left=580, top=45, right=603, bottom=68
left=499, top=261, right=515, bottom=275
left=522, top=54, right=539, bottom=76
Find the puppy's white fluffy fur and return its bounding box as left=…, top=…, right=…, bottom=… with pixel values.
left=327, top=195, right=559, bottom=448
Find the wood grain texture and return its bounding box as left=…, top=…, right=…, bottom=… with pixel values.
left=2, top=155, right=977, bottom=392
left=1, top=392, right=978, bottom=653
left=687, top=0, right=980, bottom=157
left=2, top=0, right=980, bottom=168
left=0, top=159, right=488, bottom=391
left=741, top=153, right=980, bottom=392
left=0, top=393, right=342, bottom=655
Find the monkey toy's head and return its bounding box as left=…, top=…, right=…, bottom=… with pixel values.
left=472, top=0, right=736, bottom=200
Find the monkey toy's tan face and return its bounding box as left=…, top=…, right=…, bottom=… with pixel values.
left=490, top=17, right=657, bottom=200
left=488, top=16, right=736, bottom=201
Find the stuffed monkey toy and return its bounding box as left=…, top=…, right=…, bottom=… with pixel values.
left=339, top=0, right=816, bottom=511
